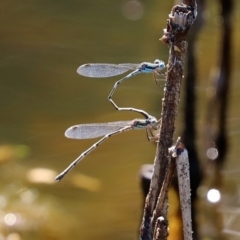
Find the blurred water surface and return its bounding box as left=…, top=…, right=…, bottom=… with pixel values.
left=0, top=1, right=240, bottom=240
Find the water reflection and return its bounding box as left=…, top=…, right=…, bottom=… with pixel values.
left=122, top=0, right=144, bottom=21
left=207, top=188, right=221, bottom=203
left=4, top=213, right=17, bottom=226
left=70, top=173, right=102, bottom=192
left=6, top=233, right=21, bottom=240
left=0, top=181, right=81, bottom=239
left=26, top=168, right=56, bottom=184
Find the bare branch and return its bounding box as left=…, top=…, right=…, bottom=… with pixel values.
left=140, top=2, right=197, bottom=239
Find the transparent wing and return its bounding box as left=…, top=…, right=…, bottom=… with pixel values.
left=77, top=63, right=140, bottom=78
left=118, top=63, right=140, bottom=69
left=65, top=121, right=133, bottom=139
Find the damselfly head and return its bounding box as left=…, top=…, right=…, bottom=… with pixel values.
left=148, top=116, right=158, bottom=125
left=154, top=59, right=165, bottom=70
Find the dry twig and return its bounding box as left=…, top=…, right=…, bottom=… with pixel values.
left=140, top=1, right=197, bottom=239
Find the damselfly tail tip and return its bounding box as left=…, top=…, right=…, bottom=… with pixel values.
left=55, top=174, right=63, bottom=182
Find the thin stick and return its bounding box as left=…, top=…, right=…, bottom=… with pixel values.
left=176, top=149, right=192, bottom=240
left=151, top=155, right=176, bottom=232
left=140, top=3, right=197, bottom=240
left=153, top=217, right=168, bottom=240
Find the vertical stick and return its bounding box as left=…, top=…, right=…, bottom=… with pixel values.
left=176, top=149, right=192, bottom=240
left=140, top=2, right=197, bottom=239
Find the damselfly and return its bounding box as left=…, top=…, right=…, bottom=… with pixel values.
left=77, top=59, right=166, bottom=113
left=56, top=114, right=160, bottom=181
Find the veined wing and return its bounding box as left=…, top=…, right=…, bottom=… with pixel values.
left=118, top=63, right=140, bottom=70
left=77, top=63, right=140, bottom=78
left=65, top=121, right=133, bottom=139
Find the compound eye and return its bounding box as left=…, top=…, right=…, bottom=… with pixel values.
left=160, top=63, right=165, bottom=69
left=154, top=59, right=165, bottom=69
left=151, top=120, right=157, bottom=125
